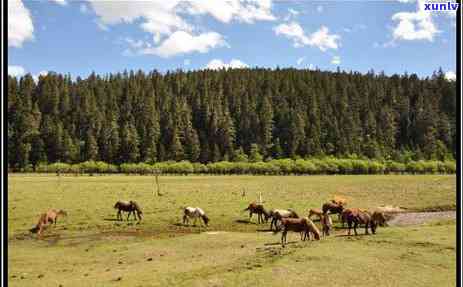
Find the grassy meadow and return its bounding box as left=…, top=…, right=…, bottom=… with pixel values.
left=8, top=174, right=456, bottom=287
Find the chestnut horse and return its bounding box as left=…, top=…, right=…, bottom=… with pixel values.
left=30, top=209, right=67, bottom=238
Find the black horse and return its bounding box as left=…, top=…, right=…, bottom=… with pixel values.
left=114, top=201, right=143, bottom=221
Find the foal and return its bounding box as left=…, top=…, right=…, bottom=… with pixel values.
left=243, top=202, right=270, bottom=224
left=114, top=201, right=143, bottom=221
left=183, top=207, right=210, bottom=226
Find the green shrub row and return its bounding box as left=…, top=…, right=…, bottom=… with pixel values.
left=26, top=158, right=456, bottom=175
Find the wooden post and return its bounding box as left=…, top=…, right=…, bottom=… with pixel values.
left=153, top=169, right=162, bottom=196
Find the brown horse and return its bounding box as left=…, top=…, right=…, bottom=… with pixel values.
left=345, top=209, right=383, bottom=235
left=276, top=217, right=320, bottom=247
left=269, top=209, right=299, bottom=231
left=322, top=202, right=344, bottom=215
left=30, top=209, right=67, bottom=237
left=243, top=202, right=270, bottom=224
left=114, top=201, right=143, bottom=221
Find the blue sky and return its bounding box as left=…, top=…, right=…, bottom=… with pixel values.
left=8, top=0, right=457, bottom=80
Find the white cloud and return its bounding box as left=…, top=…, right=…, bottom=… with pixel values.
left=274, top=22, right=340, bottom=51
left=8, top=65, right=26, bottom=77
left=142, top=31, right=228, bottom=58
left=444, top=71, right=456, bottom=81
left=296, top=57, right=305, bottom=65
left=184, top=59, right=191, bottom=66
left=51, top=0, right=67, bottom=6
left=317, top=5, right=323, bottom=13
left=331, top=56, right=341, bottom=65
left=87, top=1, right=275, bottom=57
left=87, top=1, right=191, bottom=43
left=205, top=59, right=249, bottom=70
left=391, top=0, right=440, bottom=41
left=273, top=22, right=307, bottom=47
left=8, top=0, right=34, bottom=47
left=184, top=0, right=276, bottom=24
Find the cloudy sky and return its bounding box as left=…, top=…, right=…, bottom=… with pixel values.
left=8, top=0, right=457, bottom=80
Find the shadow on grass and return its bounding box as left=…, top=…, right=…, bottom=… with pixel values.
left=235, top=219, right=257, bottom=225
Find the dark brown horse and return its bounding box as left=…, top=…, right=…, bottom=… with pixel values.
left=322, top=202, right=344, bottom=215
left=114, top=201, right=143, bottom=221
left=243, top=202, right=270, bottom=224
left=345, top=209, right=382, bottom=235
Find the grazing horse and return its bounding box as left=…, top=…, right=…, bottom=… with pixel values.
left=243, top=202, right=270, bottom=224
left=114, top=201, right=143, bottom=221
left=276, top=217, right=320, bottom=247
left=269, top=209, right=299, bottom=231
left=30, top=209, right=67, bottom=238
left=302, top=218, right=322, bottom=241
left=345, top=209, right=382, bottom=235
left=340, top=208, right=367, bottom=227
left=183, top=207, right=210, bottom=226
left=308, top=208, right=323, bottom=221
left=320, top=213, right=333, bottom=237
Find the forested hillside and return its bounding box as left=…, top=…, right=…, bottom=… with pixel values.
left=7, top=68, right=456, bottom=170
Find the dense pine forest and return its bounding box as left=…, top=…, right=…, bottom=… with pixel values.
left=7, top=67, right=456, bottom=171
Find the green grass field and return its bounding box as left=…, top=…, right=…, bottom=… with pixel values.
left=8, top=174, right=456, bottom=287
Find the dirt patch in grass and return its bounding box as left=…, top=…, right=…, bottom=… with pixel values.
left=387, top=211, right=456, bottom=226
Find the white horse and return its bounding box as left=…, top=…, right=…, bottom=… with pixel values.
left=183, top=207, right=210, bottom=226
left=269, top=209, right=299, bottom=231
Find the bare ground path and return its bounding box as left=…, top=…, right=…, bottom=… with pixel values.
left=387, top=211, right=456, bottom=226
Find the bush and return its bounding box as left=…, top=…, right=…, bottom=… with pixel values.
left=336, top=159, right=354, bottom=174
left=21, top=158, right=456, bottom=175
left=351, top=160, right=369, bottom=174
left=406, top=161, right=425, bottom=174
left=293, top=159, right=316, bottom=174
left=269, top=159, right=295, bottom=174
left=192, top=162, right=208, bottom=174
left=385, top=160, right=406, bottom=174
left=421, top=161, right=438, bottom=174
left=443, top=161, right=456, bottom=174
left=368, top=161, right=385, bottom=174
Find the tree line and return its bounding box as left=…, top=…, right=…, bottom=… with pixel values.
left=7, top=67, right=456, bottom=170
